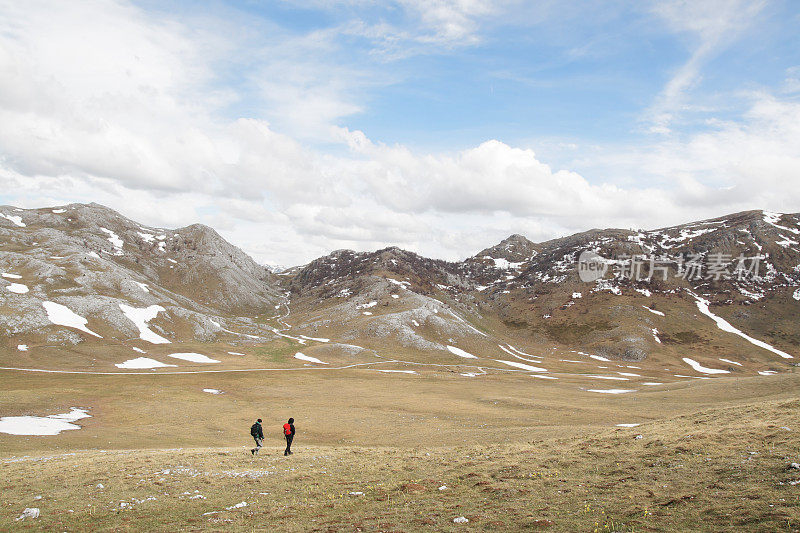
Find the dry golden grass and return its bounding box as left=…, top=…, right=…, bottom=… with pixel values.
left=2, top=328, right=799, bottom=531
left=2, top=396, right=800, bottom=532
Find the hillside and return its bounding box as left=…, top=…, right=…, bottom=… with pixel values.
left=0, top=203, right=284, bottom=352
left=1, top=203, right=799, bottom=384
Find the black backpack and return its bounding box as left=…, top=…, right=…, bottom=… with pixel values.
left=250, top=423, right=260, bottom=437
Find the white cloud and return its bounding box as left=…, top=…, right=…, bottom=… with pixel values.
left=646, top=0, right=767, bottom=133
left=1, top=0, right=800, bottom=268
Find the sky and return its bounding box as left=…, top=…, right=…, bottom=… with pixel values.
left=1, top=0, right=799, bottom=267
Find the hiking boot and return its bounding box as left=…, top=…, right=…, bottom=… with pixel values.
left=251, top=449, right=255, bottom=455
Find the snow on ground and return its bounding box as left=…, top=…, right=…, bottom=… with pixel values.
left=228, top=351, right=245, bottom=356
left=763, top=211, right=800, bottom=234
left=494, top=359, right=547, bottom=372
left=682, top=357, right=730, bottom=375
left=593, top=279, right=621, bottom=295
left=0, top=408, right=90, bottom=436
left=691, top=293, right=794, bottom=359
left=294, top=352, right=327, bottom=364
left=738, top=287, right=765, bottom=301
left=652, top=328, right=661, bottom=343
left=489, top=257, right=523, bottom=270
left=719, top=358, right=742, bottom=366
left=506, top=345, right=541, bottom=359
left=362, top=311, right=372, bottom=316
left=375, top=369, right=418, bottom=374
left=99, top=227, right=123, bottom=250
left=616, top=423, right=640, bottom=427
left=297, top=335, right=330, bottom=343
left=391, top=294, right=399, bottom=299
left=356, top=301, right=377, bottom=309
left=794, top=289, right=800, bottom=301
left=586, top=375, right=629, bottom=381
left=133, top=281, right=149, bottom=293
left=132, top=347, right=146, bottom=353
left=137, top=232, right=156, bottom=243
left=5, top=283, right=29, bottom=294
left=446, top=345, right=478, bottom=359
left=531, top=374, right=558, bottom=380
left=643, top=306, right=665, bottom=316
left=572, top=292, right=582, bottom=298
left=0, top=213, right=26, bottom=227
left=42, top=301, right=102, bottom=338
left=588, top=354, right=611, bottom=362
left=758, top=370, right=778, bottom=376
left=210, top=319, right=263, bottom=340
left=642, top=382, right=663, bottom=386
left=52, top=209, right=66, bottom=213
left=17, top=345, right=28, bottom=351
left=586, top=389, right=636, bottom=394
left=167, top=353, right=220, bottom=364
left=119, top=304, right=171, bottom=344
left=498, top=345, right=543, bottom=364
left=115, top=357, right=175, bottom=369
left=386, top=278, right=411, bottom=289
left=411, top=320, right=420, bottom=327
left=448, top=311, right=488, bottom=337
left=618, top=372, right=640, bottom=377
left=2, top=272, right=22, bottom=279
left=203, top=389, right=222, bottom=394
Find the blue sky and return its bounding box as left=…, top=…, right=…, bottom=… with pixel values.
left=1, top=1, right=800, bottom=265
left=161, top=0, right=797, bottom=149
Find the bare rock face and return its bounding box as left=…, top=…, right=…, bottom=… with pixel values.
left=0, top=203, right=282, bottom=344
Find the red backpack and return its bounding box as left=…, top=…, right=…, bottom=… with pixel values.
left=283, top=423, right=292, bottom=436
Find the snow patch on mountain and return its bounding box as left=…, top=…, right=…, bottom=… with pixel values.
left=691, top=293, right=793, bottom=359
left=166, top=353, right=220, bottom=364
left=682, top=357, right=730, bottom=375
left=119, top=304, right=170, bottom=344
left=446, top=345, right=478, bottom=359
left=116, top=357, right=175, bottom=369
left=0, top=212, right=26, bottom=227
left=5, top=282, right=28, bottom=294
left=494, top=359, right=547, bottom=372
left=42, top=301, right=102, bottom=338
left=294, top=352, right=327, bottom=364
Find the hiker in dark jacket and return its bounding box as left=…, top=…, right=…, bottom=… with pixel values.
left=283, top=418, right=295, bottom=456
left=250, top=419, right=263, bottom=455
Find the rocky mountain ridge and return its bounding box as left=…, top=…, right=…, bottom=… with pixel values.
left=2, top=204, right=798, bottom=366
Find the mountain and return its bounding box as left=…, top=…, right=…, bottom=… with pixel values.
left=2, top=203, right=798, bottom=375
left=0, top=203, right=283, bottom=348
left=281, top=209, right=800, bottom=366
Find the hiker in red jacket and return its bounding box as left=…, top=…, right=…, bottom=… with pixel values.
left=283, top=417, right=295, bottom=456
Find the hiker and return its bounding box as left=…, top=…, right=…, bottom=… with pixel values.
left=250, top=418, right=263, bottom=455
left=283, top=417, right=296, bottom=456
